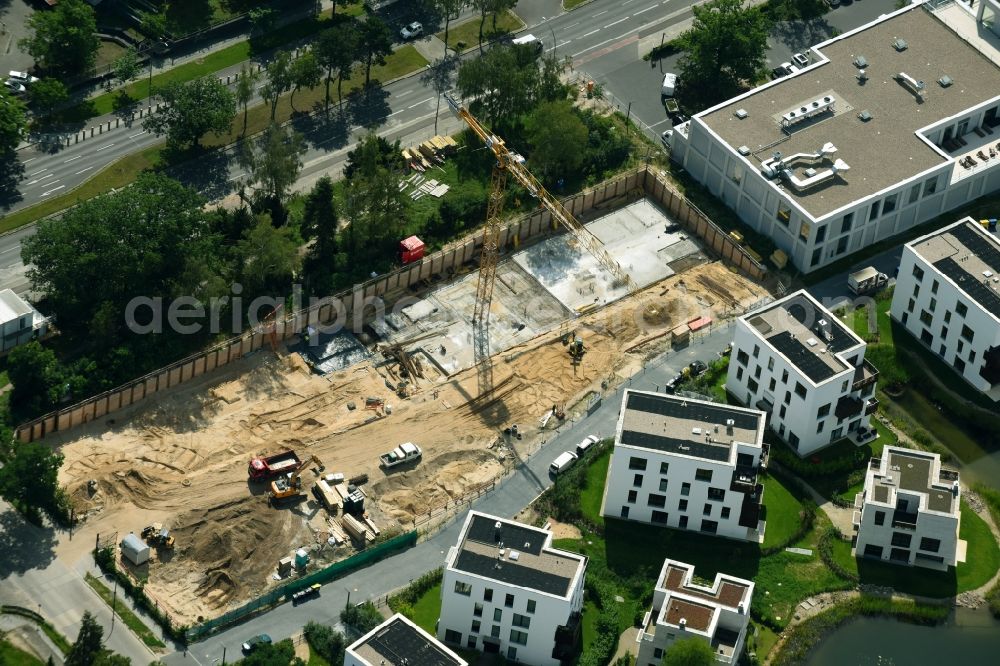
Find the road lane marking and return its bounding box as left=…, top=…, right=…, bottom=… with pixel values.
left=22, top=158, right=36, bottom=163
left=128, top=131, right=146, bottom=139
left=29, top=168, right=47, bottom=176
left=573, top=31, right=638, bottom=60
left=64, top=155, right=83, bottom=163
left=605, top=17, right=630, bottom=29
left=593, top=10, right=608, bottom=17
left=565, top=22, right=580, bottom=29
left=634, top=5, right=657, bottom=15
left=581, top=28, right=600, bottom=38
left=545, top=40, right=573, bottom=53
left=75, top=166, right=95, bottom=175
left=407, top=97, right=433, bottom=109
left=395, top=88, right=416, bottom=98
left=388, top=109, right=405, bottom=116
left=96, top=143, right=115, bottom=152
left=41, top=185, right=65, bottom=197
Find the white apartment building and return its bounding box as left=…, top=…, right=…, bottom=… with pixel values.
left=635, top=559, right=754, bottom=666
left=600, top=390, right=768, bottom=543
left=345, top=613, right=468, bottom=666
left=0, top=289, right=48, bottom=354
left=438, top=512, right=587, bottom=665
left=668, top=1, right=1000, bottom=273
left=853, top=446, right=963, bottom=569
left=890, top=217, right=1000, bottom=400
left=726, top=290, right=879, bottom=457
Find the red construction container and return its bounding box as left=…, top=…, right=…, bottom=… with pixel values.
left=400, top=236, right=425, bottom=264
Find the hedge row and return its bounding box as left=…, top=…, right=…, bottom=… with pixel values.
left=577, top=578, right=624, bottom=666
left=769, top=439, right=869, bottom=478
left=818, top=528, right=860, bottom=583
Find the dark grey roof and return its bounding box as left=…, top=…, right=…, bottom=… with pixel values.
left=619, top=430, right=731, bottom=462
left=465, top=514, right=545, bottom=556
left=625, top=392, right=759, bottom=430
left=356, top=617, right=464, bottom=666
left=933, top=224, right=1000, bottom=318
left=452, top=550, right=571, bottom=596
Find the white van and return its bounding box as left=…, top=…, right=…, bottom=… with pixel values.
left=512, top=34, right=544, bottom=53
left=549, top=451, right=578, bottom=476
left=661, top=72, right=678, bottom=97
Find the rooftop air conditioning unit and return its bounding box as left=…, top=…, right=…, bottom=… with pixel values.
left=735, top=108, right=749, bottom=119
left=692, top=427, right=702, bottom=435
left=938, top=75, right=953, bottom=88
left=679, top=618, right=687, bottom=629
left=892, top=38, right=908, bottom=52
left=726, top=419, right=735, bottom=426
left=853, top=56, right=868, bottom=68
left=738, top=145, right=751, bottom=156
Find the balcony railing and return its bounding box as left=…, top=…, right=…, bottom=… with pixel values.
left=864, top=397, right=879, bottom=416
left=939, top=468, right=960, bottom=482
left=891, top=511, right=919, bottom=530
left=853, top=359, right=880, bottom=392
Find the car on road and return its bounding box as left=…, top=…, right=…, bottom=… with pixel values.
left=3, top=80, right=26, bottom=95
left=661, top=72, right=678, bottom=97
left=549, top=450, right=578, bottom=476
left=792, top=52, right=809, bottom=68
left=400, top=22, right=423, bottom=40
left=8, top=71, right=39, bottom=85
left=689, top=360, right=708, bottom=377
left=242, top=634, right=272, bottom=653
left=661, top=129, right=673, bottom=150
left=291, top=583, right=321, bottom=604
left=576, top=435, right=599, bottom=457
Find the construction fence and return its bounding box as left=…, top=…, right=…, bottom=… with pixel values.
left=185, top=530, right=417, bottom=642
left=14, top=165, right=764, bottom=444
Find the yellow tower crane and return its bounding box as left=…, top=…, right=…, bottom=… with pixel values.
left=444, top=93, right=637, bottom=398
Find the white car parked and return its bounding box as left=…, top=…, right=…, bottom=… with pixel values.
left=8, top=71, right=39, bottom=85
left=3, top=80, right=26, bottom=95
left=400, top=22, right=423, bottom=40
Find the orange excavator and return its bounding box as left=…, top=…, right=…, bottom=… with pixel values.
left=269, top=455, right=324, bottom=503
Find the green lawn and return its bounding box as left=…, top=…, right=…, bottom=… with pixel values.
left=804, top=420, right=895, bottom=503
left=407, top=582, right=442, bottom=634
left=579, top=447, right=612, bottom=525
left=436, top=11, right=525, bottom=52
left=307, top=647, right=333, bottom=666
left=761, top=473, right=806, bottom=550
left=84, top=573, right=166, bottom=649
left=579, top=599, right=601, bottom=655
left=563, top=0, right=591, bottom=9
left=754, top=623, right=780, bottom=661
left=0, top=641, right=45, bottom=666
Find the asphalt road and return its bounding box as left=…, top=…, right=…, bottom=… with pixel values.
left=161, top=325, right=736, bottom=666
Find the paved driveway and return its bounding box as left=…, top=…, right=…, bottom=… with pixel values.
left=2, top=0, right=37, bottom=73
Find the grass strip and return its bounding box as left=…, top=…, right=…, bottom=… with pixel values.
left=0, top=641, right=45, bottom=666
left=84, top=573, right=167, bottom=649
left=563, top=0, right=591, bottom=9
left=436, top=11, right=525, bottom=52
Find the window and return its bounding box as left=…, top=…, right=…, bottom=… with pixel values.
left=633, top=474, right=644, bottom=487
left=913, top=283, right=920, bottom=298
left=836, top=236, right=849, bottom=255
left=659, top=462, right=670, bottom=475
left=648, top=493, right=666, bottom=508
left=811, top=248, right=822, bottom=267
left=494, top=608, right=503, bottom=621
left=474, top=603, right=484, bottom=617
left=907, top=298, right=915, bottom=313
left=445, top=629, right=462, bottom=644
left=512, top=613, right=530, bottom=629
left=678, top=499, right=688, bottom=511
left=799, top=220, right=811, bottom=241
left=864, top=544, right=884, bottom=559
left=817, top=403, right=831, bottom=419
left=658, top=478, right=668, bottom=492
left=788, top=431, right=800, bottom=450
left=919, top=537, right=941, bottom=553
left=961, top=324, right=975, bottom=342
left=681, top=482, right=691, bottom=496
left=455, top=581, right=473, bottom=596
left=841, top=212, right=854, bottom=234
left=777, top=203, right=791, bottom=225
left=507, top=646, right=517, bottom=660
left=939, top=344, right=946, bottom=357
left=654, top=648, right=664, bottom=659
left=941, top=326, right=948, bottom=339
left=652, top=510, right=669, bottom=525
left=831, top=427, right=843, bottom=441
left=467, top=636, right=477, bottom=649
left=944, top=310, right=951, bottom=323
left=957, top=301, right=968, bottom=317
left=737, top=349, right=749, bottom=366
left=781, top=369, right=789, bottom=383
left=912, top=265, right=925, bottom=281
left=816, top=225, right=827, bottom=243
left=954, top=357, right=966, bottom=373
left=700, top=520, right=719, bottom=534
left=769, top=377, right=776, bottom=391
left=703, top=503, right=712, bottom=516
left=620, top=506, right=630, bottom=519
left=527, top=599, right=536, bottom=614
left=708, top=487, right=726, bottom=501
left=883, top=193, right=898, bottom=214
left=695, top=469, right=713, bottom=483
left=753, top=344, right=761, bottom=358
left=929, top=297, right=937, bottom=313
left=471, top=620, right=481, bottom=633
left=721, top=507, right=731, bottom=519
left=931, top=279, right=939, bottom=294
left=958, top=340, right=964, bottom=353
left=794, top=382, right=807, bottom=399
left=784, top=390, right=791, bottom=405
left=679, top=515, right=689, bottom=529
left=891, top=532, right=912, bottom=548
left=736, top=367, right=744, bottom=381
left=919, top=310, right=932, bottom=326
left=970, top=350, right=977, bottom=363
left=779, top=404, right=787, bottom=419
left=923, top=176, right=938, bottom=196
left=485, top=589, right=493, bottom=602
left=491, top=625, right=500, bottom=638
left=629, top=456, right=648, bottom=471
left=509, top=630, right=528, bottom=646
left=908, top=183, right=920, bottom=204
left=921, top=329, right=933, bottom=345
left=505, top=594, right=514, bottom=608
left=627, top=490, right=637, bottom=503
left=869, top=200, right=881, bottom=220
left=902, top=312, right=909, bottom=325
left=754, top=365, right=762, bottom=379
left=748, top=378, right=759, bottom=393
left=816, top=421, right=825, bottom=433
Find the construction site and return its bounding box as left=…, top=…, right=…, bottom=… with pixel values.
left=49, top=161, right=771, bottom=623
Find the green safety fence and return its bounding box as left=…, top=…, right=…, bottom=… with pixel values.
left=186, top=530, right=417, bottom=641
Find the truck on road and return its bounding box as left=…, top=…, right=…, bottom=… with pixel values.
left=380, top=442, right=422, bottom=469
left=248, top=450, right=301, bottom=481
left=847, top=266, right=889, bottom=296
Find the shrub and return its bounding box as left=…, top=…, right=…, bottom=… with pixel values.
left=818, top=528, right=859, bottom=583
left=578, top=579, right=623, bottom=666
left=303, top=621, right=346, bottom=665
left=341, top=601, right=384, bottom=634
left=387, top=568, right=442, bottom=613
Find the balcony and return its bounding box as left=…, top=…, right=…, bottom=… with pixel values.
left=835, top=395, right=864, bottom=419
left=552, top=612, right=582, bottom=660
left=864, top=397, right=879, bottom=416
left=710, top=627, right=741, bottom=664
left=730, top=465, right=759, bottom=493
left=891, top=511, right=919, bottom=530
left=939, top=468, right=960, bottom=483
left=853, top=359, right=880, bottom=392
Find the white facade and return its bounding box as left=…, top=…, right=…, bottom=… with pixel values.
left=636, top=560, right=754, bottom=666
left=438, top=512, right=586, bottom=665
left=345, top=613, right=467, bottom=666
left=853, top=447, right=963, bottom=569
left=668, top=2, right=1000, bottom=274
left=0, top=289, right=48, bottom=354
left=890, top=217, right=1000, bottom=401
left=601, top=390, right=767, bottom=543
left=726, top=290, right=879, bottom=457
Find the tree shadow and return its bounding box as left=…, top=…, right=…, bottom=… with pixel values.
left=347, top=85, right=392, bottom=130
left=0, top=506, right=58, bottom=577
left=162, top=146, right=237, bottom=204
left=0, top=153, right=25, bottom=210
left=769, top=18, right=837, bottom=54
left=291, top=104, right=351, bottom=152
left=111, top=93, right=141, bottom=126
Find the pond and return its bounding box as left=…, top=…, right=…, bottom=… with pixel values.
left=806, top=608, right=1000, bottom=665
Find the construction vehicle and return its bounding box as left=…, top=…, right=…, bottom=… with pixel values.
left=848, top=266, right=889, bottom=296
left=444, top=93, right=637, bottom=398
left=269, top=455, right=325, bottom=502
left=141, top=523, right=175, bottom=549
left=568, top=336, right=585, bottom=364
left=248, top=450, right=301, bottom=481
left=379, top=442, right=422, bottom=469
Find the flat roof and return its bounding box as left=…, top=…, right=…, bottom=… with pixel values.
left=909, top=218, right=1000, bottom=319
left=0, top=289, right=33, bottom=324
left=618, top=391, right=763, bottom=463
left=870, top=447, right=958, bottom=514
left=700, top=5, right=1000, bottom=219
left=745, top=291, right=860, bottom=384
left=451, top=513, right=585, bottom=598
left=661, top=563, right=750, bottom=610
left=348, top=614, right=467, bottom=666
left=664, top=597, right=714, bottom=632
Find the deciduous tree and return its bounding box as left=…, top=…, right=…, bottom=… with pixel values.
left=19, top=0, right=100, bottom=76
left=0, top=440, right=65, bottom=523
left=238, top=123, right=307, bottom=222
left=143, top=76, right=236, bottom=149
left=662, top=637, right=715, bottom=666
left=236, top=63, right=261, bottom=134
left=261, top=51, right=293, bottom=120
left=236, top=214, right=302, bottom=295
left=0, top=88, right=28, bottom=153
left=429, top=0, right=467, bottom=53
left=314, top=22, right=359, bottom=111
left=358, top=17, right=394, bottom=87
left=27, top=78, right=68, bottom=118
left=290, top=51, right=321, bottom=111
left=456, top=41, right=545, bottom=130
left=113, top=48, right=142, bottom=89
left=343, top=134, right=408, bottom=258
left=524, top=100, right=588, bottom=183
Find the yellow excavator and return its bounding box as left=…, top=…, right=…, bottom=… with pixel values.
left=269, top=455, right=324, bottom=503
